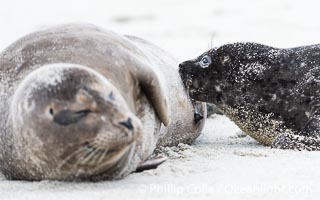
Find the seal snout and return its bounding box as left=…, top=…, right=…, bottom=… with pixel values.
left=179, top=61, right=192, bottom=77
left=178, top=61, right=188, bottom=69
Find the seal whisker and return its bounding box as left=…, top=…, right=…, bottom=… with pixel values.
left=78, top=143, right=102, bottom=165
left=97, top=150, right=108, bottom=163
left=209, top=32, right=216, bottom=49
left=87, top=148, right=107, bottom=165
left=58, top=147, right=88, bottom=169
left=58, top=140, right=98, bottom=170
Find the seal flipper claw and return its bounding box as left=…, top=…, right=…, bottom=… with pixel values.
left=272, top=112, right=320, bottom=151
left=135, top=155, right=167, bottom=172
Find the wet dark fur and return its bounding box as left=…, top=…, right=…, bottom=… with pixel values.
left=179, top=42, right=320, bottom=150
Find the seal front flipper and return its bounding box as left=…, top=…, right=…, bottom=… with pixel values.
left=136, top=64, right=170, bottom=126
left=272, top=112, right=320, bottom=151
left=135, top=155, right=167, bottom=172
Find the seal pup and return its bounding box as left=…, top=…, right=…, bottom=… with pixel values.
left=179, top=42, right=320, bottom=151
left=0, top=24, right=206, bottom=181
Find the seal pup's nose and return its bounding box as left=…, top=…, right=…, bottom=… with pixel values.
left=179, top=62, right=191, bottom=78
left=179, top=60, right=195, bottom=76
left=179, top=61, right=190, bottom=70
left=178, top=62, right=185, bottom=69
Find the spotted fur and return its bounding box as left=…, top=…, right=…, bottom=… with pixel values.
left=180, top=42, right=320, bottom=150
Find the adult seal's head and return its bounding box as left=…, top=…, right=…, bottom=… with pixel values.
left=10, top=63, right=142, bottom=181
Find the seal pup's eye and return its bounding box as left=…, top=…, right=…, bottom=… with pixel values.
left=199, top=55, right=211, bottom=68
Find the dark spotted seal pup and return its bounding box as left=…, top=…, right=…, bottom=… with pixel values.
left=179, top=42, right=320, bottom=151
left=0, top=24, right=206, bottom=181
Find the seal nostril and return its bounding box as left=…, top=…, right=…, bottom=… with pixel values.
left=194, top=112, right=204, bottom=124
left=49, top=108, right=54, bottom=115
left=119, top=117, right=134, bottom=130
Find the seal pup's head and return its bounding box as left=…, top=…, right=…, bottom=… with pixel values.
left=179, top=46, right=227, bottom=104
left=179, top=42, right=276, bottom=106
left=11, top=63, right=142, bottom=181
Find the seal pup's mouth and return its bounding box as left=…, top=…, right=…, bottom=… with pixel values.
left=183, top=77, right=208, bottom=102
left=183, top=76, right=196, bottom=98
left=182, top=77, right=204, bottom=123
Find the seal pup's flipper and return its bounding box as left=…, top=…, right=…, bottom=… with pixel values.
left=272, top=112, right=320, bottom=151
left=136, top=66, right=170, bottom=126
left=135, top=155, right=167, bottom=172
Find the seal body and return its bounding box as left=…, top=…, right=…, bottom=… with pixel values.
left=0, top=24, right=205, bottom=181
left=179, top=42, right=320, bottom=151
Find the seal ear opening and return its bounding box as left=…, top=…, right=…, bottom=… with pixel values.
left=137, top=66, right=170, bottom=127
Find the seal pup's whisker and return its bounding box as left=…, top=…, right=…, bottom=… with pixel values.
left=209, top=32, right=216, bottom=49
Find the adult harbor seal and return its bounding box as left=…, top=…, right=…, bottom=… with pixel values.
left=179, top=42, right=320, bottom=151
left=0, top=24, right=206, bottom=181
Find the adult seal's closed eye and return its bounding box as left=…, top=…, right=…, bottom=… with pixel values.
left=0, top=24, right=206, bottom=181
left=179, top=42, right=320, bottom=151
